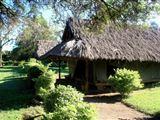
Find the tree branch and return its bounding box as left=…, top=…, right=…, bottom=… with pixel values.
left=100, top=0, right=114, bottom=22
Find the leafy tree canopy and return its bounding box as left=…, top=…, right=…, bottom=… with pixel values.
left=18, top=15, right=55, bottom=41
left=0, top=0, right=160, bottom=27
left=12, top=15, right=55, bottom=61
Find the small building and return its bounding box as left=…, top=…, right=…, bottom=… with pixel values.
left=42, top=18, right=160, bottom=91
left=35, top=40, right=58, bottom=58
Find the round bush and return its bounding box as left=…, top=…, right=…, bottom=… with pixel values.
left=28, top=66, right=43, bottom=79
left=45, top=102, right=96, bottom=120
left=44, top=85, right=84, bottom=112
left=46, top=105, right=77, bottom=120
left=20, top=58, right=56, bottom=99
left=76, top=102, right=97, bottom=120
left=109, top=68, right=143, bottom=97
left=34, top=70, right=56, bottom=99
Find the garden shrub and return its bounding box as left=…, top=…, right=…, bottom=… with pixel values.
left=108, top=68, right=143, bottom=97
left=45, top=103, right=96, bottom=120
left=45, top=105, right=77, bottom=120
left=76, top=102, right=97, bottom=120
left=33, top=70, right=56, bottom=99
left=26, top=59, right=49, bottom=79
left=44, top=85, right=84, bottom=112
left=19, top=58, right=56, bottom=99
left=22, top=106, right=45, bottom=120
left=44, top=85, right=96, bottom=120
left=18, top=59, right=46, bottom=77
left=2, top=60, right=14, bottom=66
left=19, top=60, right=26, bottom=68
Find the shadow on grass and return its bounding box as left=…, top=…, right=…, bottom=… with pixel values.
left=0, top=77, right=29, bottom=90
left=0, top=88, right=34, bottom=110
left=0, top=77, right=34, bottom=111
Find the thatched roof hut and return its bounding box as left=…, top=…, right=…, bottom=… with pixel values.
left=43, top=18, right=160, bottom=91
left=43, top=18, right=160, bottom=62
left=35, top=40, right=58, bottom=58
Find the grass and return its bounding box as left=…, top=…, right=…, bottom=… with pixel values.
left=0, top=65, right=68, bottom=120
left=50, top=66, right=69, bottom=78
left=123, top=87, right=160, bottom=116
left=0, top=66, right=34, bottom=120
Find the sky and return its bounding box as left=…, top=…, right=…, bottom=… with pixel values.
left=2, top=8, right=160, bottom=51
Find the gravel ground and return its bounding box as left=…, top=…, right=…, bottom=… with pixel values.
left=84, top=93, right=157, bottom=120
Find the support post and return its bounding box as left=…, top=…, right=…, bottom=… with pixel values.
left=58, top=58, right=61, bottom=80
left=85, top=60, right=89, bottom=93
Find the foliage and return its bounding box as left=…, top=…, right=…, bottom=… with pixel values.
left=0, top=24, right=18, bottom=66
left=19, top=15, right=55, bottom=41
left=123, top=87, right=160, bottom=116
left=1, top=0, right=160, bottom=27
left=2, top=60, right=14, bottom=66
left=11, top=15, right=55, bottom=61
left=2, top=51, right=12, bottom=61
left=44, top=85, right=96, bottom=120
left=22, top=106, right=45, bottom=120
left=46, top=103, right=96, bottom=120
left=92, top=0, right=160, bottom=25
left=34, top=70, right=56, bottom=99
left=20, top=58, right=48, bottom=76
left=19, top=58, right=56, bottom=99
left=108, top=68, right=143, bottom=97
left=76, top=102, right=97, bottom=120
left=46, top=105, right=78, bottom=120
left=44, top=85, right=84, bottom=112
left=0, top=66, right=96, bottom=120
left=11, top=41, right=38, bottom=61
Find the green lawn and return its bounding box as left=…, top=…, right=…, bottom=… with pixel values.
left=123, top=87, right=160, bottom=116
left=0, top=66, right=33, bottom=120
left=50, top=66, right=69, bottom=78
left=0, top=66, right=68, bottom=120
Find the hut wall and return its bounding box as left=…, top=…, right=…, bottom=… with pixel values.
left=68, top=59, right=160, bottom=83
left=124, top=61, right=160, bottom=82
left=68, top=60, right=77, bottom=77
left=93, top=60, right=108, bottom=82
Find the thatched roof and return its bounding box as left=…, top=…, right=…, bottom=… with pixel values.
left=35, top=40, right=58, bottom=58
left=43, top=18, right=160, bottom=62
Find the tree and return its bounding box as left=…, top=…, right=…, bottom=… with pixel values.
left=18, top=15, right=55, bottom=41
left=1, top=0, right=160, bottom=26
left=12, top=15, right=55, bottom=61
left=1, top=0, right=160, bottom=63
left=0, top=23, right=19, bottom=66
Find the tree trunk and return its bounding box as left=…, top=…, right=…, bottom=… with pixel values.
left=0, top=40, right=3, bottom=67
left=0, top=47, right=3, bottom=67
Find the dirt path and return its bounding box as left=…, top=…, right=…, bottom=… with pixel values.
left=84, top=93, right=156, bottom=120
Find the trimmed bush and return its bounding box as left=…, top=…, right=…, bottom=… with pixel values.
left=22, top=106, right=45, bottom=120
left=33, top=70, right=56, bottom=99
left=46, top=105, right=77, bottom=120
left=44, top=85, right=84, bottom=112
left=45, top=103, right=96, bottom=120
left=18, top=59, right=47, bottom=77
left=44, top=85, right=96, bottom=120
left=76, top=102, right=97, bottom=120
left=19, top=58, right=56, bottom=99
left=26, top=59, right=49, bottom=79
left=108, top=68, right=143, bottom=97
